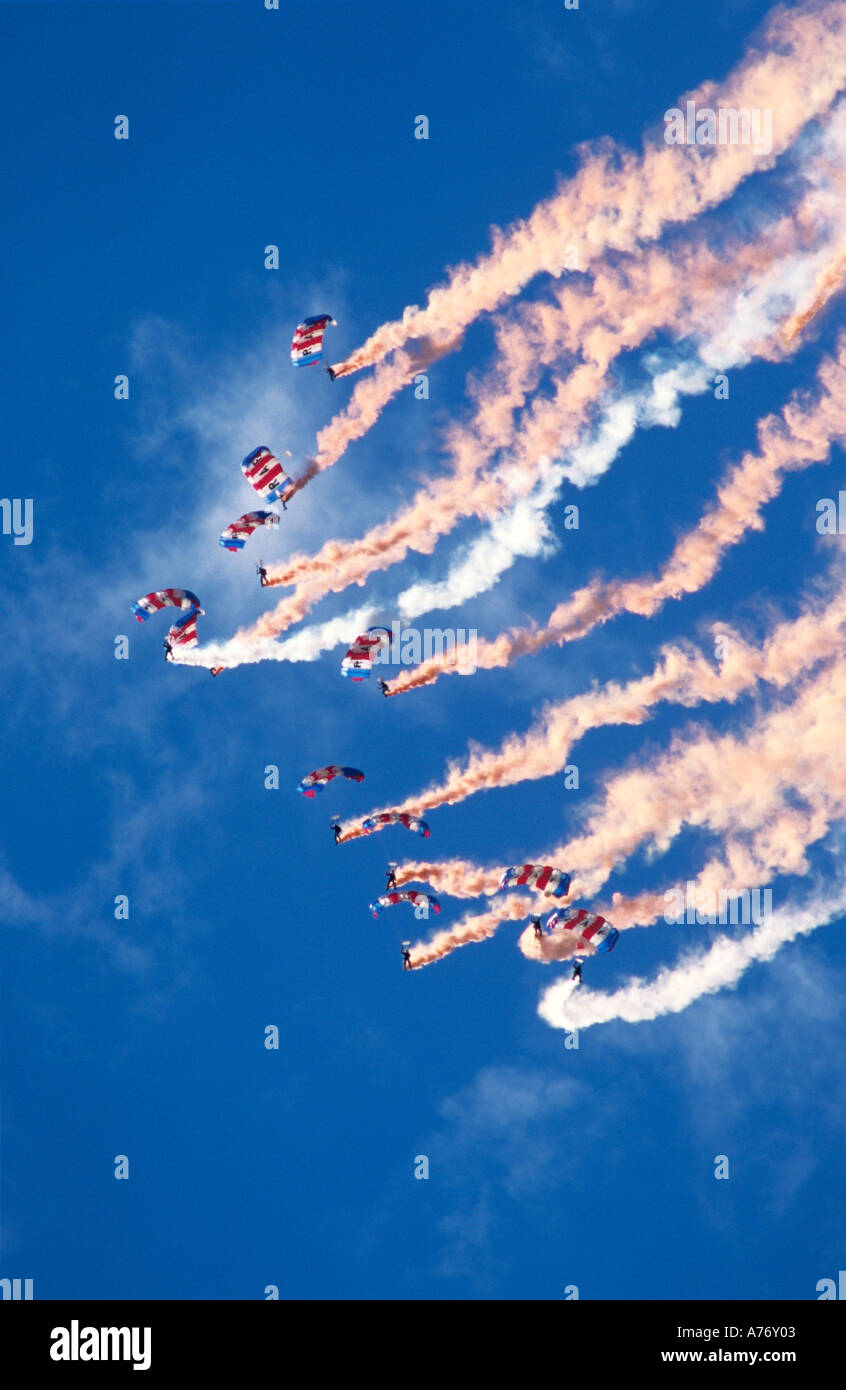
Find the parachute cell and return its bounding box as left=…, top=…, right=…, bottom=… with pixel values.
left=361, top=812, right=430, bottom=839
left=291, top=314, right=336, bottom=367
left=341, top=627, right=391, bottom=680
left=498, top=864, right=571, bottom=898
left=545, top=907, right=619, bottom=953
left=219, top=511, right=279, bottom=551
left=241, top=447, right=296, bottom=505
left=297, top=765, right=365, bottom=798
left=369, top=891, right=440, bottom=919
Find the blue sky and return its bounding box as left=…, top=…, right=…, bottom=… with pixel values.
left=2, top=0, right=845, bottom=1299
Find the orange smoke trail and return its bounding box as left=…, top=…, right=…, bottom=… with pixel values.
left=287, top=173, right=844, bottom=508
left=261, top=299, right=580, bottom=595
left=337, top=827, right=368, bottom=844
left=307, top=340, right=459, bottom=486
left=408, top=644, right=846, bottom=967
left=329, top=0, right=846, bottom=380
left=361, top=578, right=846, bottom=829
left=408, top=895, right=530, bottom=970
left=251, top=212, right=823, bottom=644
left=395, top=857, right=499, bottom=898
left=388, top=337, right=846, bottom=695
left=781, top=247, right=846, bottom=342
left=556, top=652, right=846, bottom=903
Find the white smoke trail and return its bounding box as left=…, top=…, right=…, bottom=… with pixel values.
left=176, top=604, right=379, bottom=669
left=537, top=881, right=846, bottom=1032
left=396, top=462, right=561, bottom=618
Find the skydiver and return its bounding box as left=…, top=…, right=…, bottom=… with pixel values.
left=256, top=562, right=268, bottom=587
left=326, top=366, right=337, bottom=382
left=571, top=959, right=583, bottom=984
left=377, top=679, right=391, bottom=698
left=531, top=915, right=543, bottom=941
left=401, top=942, right=412, bottom=971
left=331, top=820, right=343, bottom=844
left=162, top=639, right=173, bottom=662
left=386, top=863, right=398, bottom=890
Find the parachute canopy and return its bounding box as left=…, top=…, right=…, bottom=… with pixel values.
left=361, top=812, right=430, bottom=839
left=291, top=314, right=336, bottom=367
left=499, top=864, right=571, bottom=898
left=369, top=891, right=440, bottom=919
left=546, top=907, right=620, bottom=954
left=341, top=627, right=391, bottom=680
left=219, top=511, right=279, bottom=552
left=297, top=765, right=365, bottom=798
left=241, top=447, right=296, bottom=505
left=132, top=589, right=202, bottom=623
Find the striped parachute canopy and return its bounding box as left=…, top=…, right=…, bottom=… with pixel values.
left=341, top=627, right=391, bottom=680
left=361, top=812, right=430, bottom=839
left=546, top=907, right=619, bottom=954
left=498, top=864, right=571, bottom=898
left=219, top=511, right=279, bottom=552
left=369, top=891, right=440, bottom=919
left=291, top=314, right=336, bottom=367
left=132, top=590, right=204, bottom=660
left=241, top=447, right=296, bottom=505
left=132, top=589, right=202, bottom=623
left=297, top=765, right=365, bottom=798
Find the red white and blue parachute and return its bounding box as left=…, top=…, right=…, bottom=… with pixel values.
left=166, top=607, right=201, bottom=652
left=132, top=590, right=204, bottom=658
left=545, top=907, right=620, bottom=953
left=297, top=765, right=365, bottom=798
left=219, top=511, right=279, bottom=551
left=341, top=627, right=391, bottom=680
left=241, top=447, right=296, bottom=505
left=132, top=589, right=202, bottom=623
left=291, top=314, right=336, bottom=368
left=361, top=812, right=430, bottom=839
left=369, top=891, right=440, bottom=919
left=499, top=864, right=571, bottom=898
